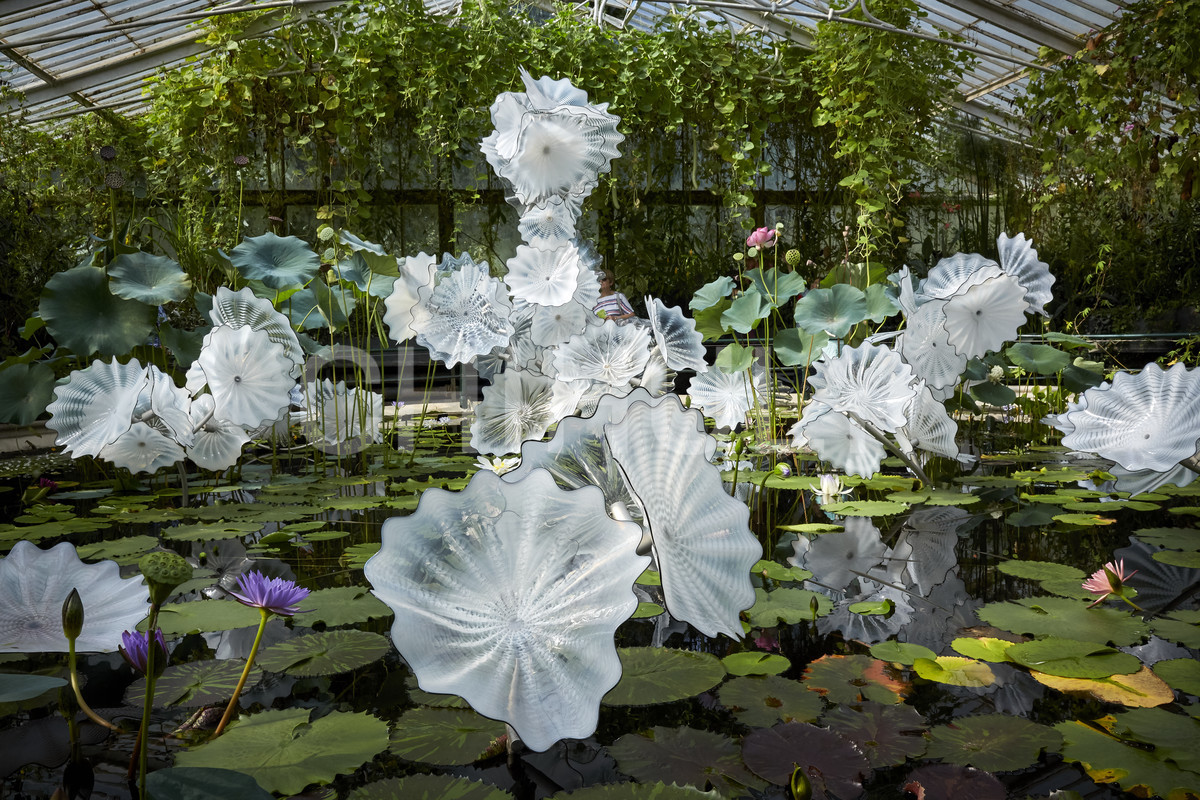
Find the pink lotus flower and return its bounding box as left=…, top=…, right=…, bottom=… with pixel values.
left=745, top=227, right=777, bottom=250
left=1082, top=559, right=1139, bottom=609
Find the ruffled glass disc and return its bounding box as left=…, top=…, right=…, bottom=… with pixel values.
left=997, top=232, right=1055, bottom=317
left=412, top=257, right=514, bottom=368
left=897, top=384, right=959, bottom=461
left=382, top=253, right=438, bottom=344
left=46, top=358, right=148, bottom=458
left=896, top=301, right=966, bottom=391
left=209, top=287, right=304, bottom=377
left=553, top=322, right=651, bottom=386
left=98, top=421, right=185, bottom=473
left=942, top=274, right=1028, bottom=358
left=195, top=325, right=295, bottom=429
left=505, top=243, right=581, bottom=307
left=1057, top=362, right=1200, bottom=472
left=789, top=402, right=886, bottom=479
left=918, top=253, right=1002, bottom=302
left=363, top=469, right=648, bottom=752
left=527, top=298, right=590, bottom=348
left=497, top=107, right=624, bottom=209
left=517, top=195, right=580, bottom=249
left=0, top=540, right=149, bottom=653
left=809, top=343, right=917, bottom=434
left=470, top=368, right=561, bottom=455
left=187, top=395, right=250, bottom=472
left=142, top=365, right=194, bottom=447
left=687, top=362, right=767, bottom=431
left=646, top=297, right=708, bottom=373
left=606, top=398, right=759, bottom=639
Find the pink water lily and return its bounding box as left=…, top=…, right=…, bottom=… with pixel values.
left=745, top=227, right=777, bottom=249
left=1082, top=559, right=1140, bottom=610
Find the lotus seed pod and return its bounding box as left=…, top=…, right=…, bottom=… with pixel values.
left=785, top=249, right=802, bottom=266
left=139, top=551, right=192, bottom=606
left=62, top=588, right=85, bottom=641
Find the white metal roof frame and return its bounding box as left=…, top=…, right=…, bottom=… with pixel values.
left=0, top=0, right=1124, bottom=132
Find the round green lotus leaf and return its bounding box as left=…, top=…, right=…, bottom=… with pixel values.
left=291, top=586, right=394, bottom=628
left=720, top=290, right=772, bottom=334
left=284, top=282, right=357, bottom=331
left=176, top=707, right=388, bottom=795
left=793, top=284, right=868, bottom=339
left=40, top=265, right=155, bottom=357
left=608, top=726, right=766, bottom=796
left=388, top=707, right=505, bottom=765
left=333, top=252, right=398, bottom=298
left=1004, top=342, right=1071, bottom=375
left=1007, top=638, right=1141, bottom=679
left=926, top=714, right=1061, bottom=773
left=721, top=652, right=791, bottom=677
left=349, top=774, right=511, bottom=800
left=718, top=675, right=822, bottom=728
left=689, top=276, right=735, bottom=312
left=803, top=654, right=908, bottom=705
left=108, top=251, right=192, bottom=304
left=869, top=641, right=937, bottom=666
left=746, top=267, right=806, bottom=305
left=146, top=766, right=273, bottom=800
left=229, top=233, right=320, bottom=290
left=0, top=362, right=57, bottom=425
left=969, top=381, right=1017, bottom=406
left=126, top=659, right=261, bottom=708
left=1153, top=658, right=1200, bottom=695
left=747, top=587, right=833, bottom=628
left=772, top=327, right=829, bottom=368
left=713, top=341, right=754, bottom=374
left=977, top=596, right=1150, bottom=645
left=822, top=702, right=927, bottom=768
left=0, top=674, right=67, bottom=703
left=913, top=656, right=995, bottom=688
left=603, top=647, right=725, bottom=706
left=256, top=630, right=390, bottom=676
left=949, top=637, right=1014, bottom=663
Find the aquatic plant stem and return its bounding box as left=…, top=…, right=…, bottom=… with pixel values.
left=136, top=606, right=161, bottom=800
left=213, top=607, right=270, bottom=737
left=66, top=638, right=120, bottom=732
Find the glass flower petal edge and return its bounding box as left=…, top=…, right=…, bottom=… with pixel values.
left=46, top=358, right=148, bottom=458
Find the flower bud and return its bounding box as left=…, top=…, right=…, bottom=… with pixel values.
left=62, top=588, right=85, bottom=641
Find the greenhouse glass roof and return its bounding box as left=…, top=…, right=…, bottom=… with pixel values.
left=0, top=0, right=1124, bottom=132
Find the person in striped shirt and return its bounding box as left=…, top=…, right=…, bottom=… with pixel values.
left=593, top=268, right=636, bottom=324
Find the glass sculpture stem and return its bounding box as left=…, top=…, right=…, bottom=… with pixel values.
left=847, top=412, right=931, bottom=485
left=213, top=608, right=270, bottom=737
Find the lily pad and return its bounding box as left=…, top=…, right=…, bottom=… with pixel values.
left=146, top=767, right=273, bottom=800
left=152, top=599, right=263, bottom=635
left=1102, top=708, right=1200, bottom=773
left=0, top=674, right=67, bottom=703
left=868, top=641, right=936, bottom=666
left=746, top=587, right=832, bottom=627
left=721, top=652, right=791, bottom=676
left=126, top=659, right=261, bottom=708
left=821, top=702, right=927, bottom=768
left=553, top=785, right=722, bottom=799
left=949, top=637, right=1015, bottom=663
left=349, top=774, right=511, bottom=799
left=1007, top=638, right=1141, bottom=679
left=718, top=675, right=823, bottom=728
left=1055, top=718, right=1200, bottom=799
left=1031, top=666, right=1175, bottom=707
left=751, top=560, right=812, bottom=583
left=1153, top=550, right=1200, bottom=568
left=819, top=500, right=910, bottom=517
left=75, top=534, right=159, bottom=564
left=176, top=707, right=388, bottom=795
left=604, top=648, right=725, bottom=706
left=996, top=560, right=1086, bottom=582
left=608, top=726, right=765, bottom=797
left=1151, top=611, right=1200, bottom=648
left=901, top=764, right=1006, bottom=800
left=388, top=707, right=505, bottom=765
left=163, top=521, right=263, bottom=541
left=1004, top=505, right=1059, bottom=527
left=913, top=656, right=995, bottom=688
left=925, top=714, right=1061, bottom=772
left=1153, top=658, right=1200, bottom=695
left=1133, top=527, right=1200, bottom=550
left=976, top=596, right=1150, bottom=645
left=291, top=587, right=394, bottom=628
left=741, top=722, right=870, bottom=798
left=803, top=654, right=907, bottom=705
left=256, top=630, right=391, bottom=677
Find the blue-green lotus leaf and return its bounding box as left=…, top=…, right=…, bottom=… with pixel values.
left=745, top=268, right=806, bottom=305
left=1005, top=342, right=1070, bottom=375
left=0, top=362, right=56, bottom=425
left=284, top=281, right=357, bottom=331
left=793, top=284, right=868, bottom=338
left=773, top=327, right=829, bottom=368
left=334, top=252, right=398, bottom=298
left=158, top=323, right=207, bottom=369
left=40, top=265, right=155, bottom=357
left=720, top=290, right=772, bottom=334
left=690, top=276, right=735, bottom=311
left=863, top=282, right=900, bottom=323
left=229, top=233, right=320, bottom=290
left=108, top=251, right=192, bottom=304
left=714, top=341, right=754, bottom=374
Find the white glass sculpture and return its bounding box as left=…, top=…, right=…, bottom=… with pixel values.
left=382, top=252, right=439, bottom=343
left=687, top=362, right=767, bottom=431
left=518, top=195, right=580, bottom=249
left=1052, top=362, right=1200, bottom=473
left=997, top=233, right=1055, bottom=317
left=896, top=384, right=960, bottom=461
left=789, top=517, right=887, bottom=593
left=505, top=243, right=581, bottom=307
left=0, top=541, right=149, bottom=653
left=605, top=398, right=760, bottom=639
left=941, top=273, right=1029, bottom=358
left=527, top=297, right=591, bottom=348
left=210, top=286, right=305, bottom=377
left=140, top=365, right=194, bottom=447
left=809, top=342, right=918, bottom=433
left=363, top=469, right=649, bottom=752
left=194, top=325, right=296, bottom=429
left=646, top=297, right=708, bottom=373
left=895, top=302, right=967, bottom=392
left=789, top=403, right=887, bottom=479
left=98, top=421, right=185, bottom=474
left=186, top=395, right=251, bottom=472
left=46, top=358, right=148, bottom=458
left=553, top=322, right=651, bottom=386
left=917, top=253, right=1003, bottom=302
left=470, top=368, right=562, bottom=455
left=411, top=256, right=514, bottom=368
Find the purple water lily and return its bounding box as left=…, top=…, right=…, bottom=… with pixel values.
left=120, top=629, right=168, bottom=674
left=228, top=571, right=310, bottom=616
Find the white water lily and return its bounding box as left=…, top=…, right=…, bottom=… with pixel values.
left=815, top=473, right=853, bottom=505
left=475, top=455, right=521, bottom=475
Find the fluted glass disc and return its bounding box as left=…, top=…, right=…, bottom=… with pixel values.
left=688, top=362, right=767, bottom=431
left=470, top=368, right=560, bottom=455
left=383, top=253, right=438, bottom=344
left=919, top=254, right=1002, bottom=301
left=505, top=243, right=581, bottom=307
left=210, top=287, right=304, bottom=376
left=897, top=302, right=966, bottom=390
left=187, top=396, right=250, bottom=472
left=363, top=469, right=648, bottom=752
left=196, top=325, right=295, bottom=429
left=528, top=299, right=589, bottom=348
left=810, top=343, right=917, bottom=434
left=997, top=233, right=1055, bottom=317
left=412, top=257, right=514, bottom=368
left=606, top=399, right=759, bottom=638
left=99, top=421, right=184, bottom=474
left=0, top=540, right=149, bottom=653
left=647, top=297, right=707, bottom=373
left=942, top=274, right=1028, bottom=358
left=1060, top=362, right=1200, bottom=472
left=46, top=358, right=148, bottom=458
left=790, top=402, right=886, bottom=479
left=554, top=323, right=651, bottom=386
left=518, top=196, right=579, bottom=249
left=900, top=384, right=959, bottom=460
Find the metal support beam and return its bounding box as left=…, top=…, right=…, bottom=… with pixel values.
left=937, top=0, right=1081, bottom=54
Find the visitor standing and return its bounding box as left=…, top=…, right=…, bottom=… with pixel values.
left=593, top=269, right=636, bottom=324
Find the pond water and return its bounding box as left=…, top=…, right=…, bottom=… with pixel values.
left=1, top=414, right=1198, bottom=800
